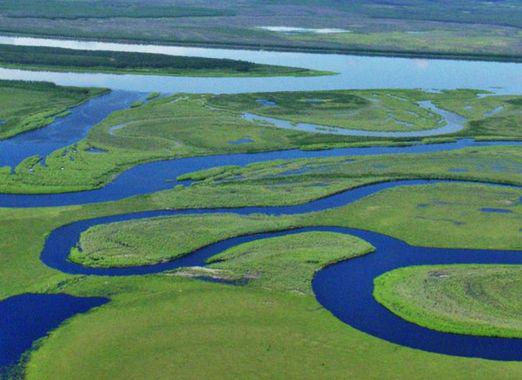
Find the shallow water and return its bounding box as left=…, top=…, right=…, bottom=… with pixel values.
left=480, top=208, right=513, bottom=214
left=228, top=138, right=255, bottom=145
left=258, top=27, right=349, bottom=34
left=242, top=100, right=467, bottom=137
left=484, top=106, right=505, bottom=117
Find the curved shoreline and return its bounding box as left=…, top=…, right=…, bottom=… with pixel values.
left=0, top=94, right=521, bottom=366
left=0, top=38, right=521, bottom=370
left=242, top=100, right=467, bottom=138
left=0, top=90, right=147, bottom=169
left=3, top=139, right=522, bottom=208
left=31, top=178, right=522, bottom=361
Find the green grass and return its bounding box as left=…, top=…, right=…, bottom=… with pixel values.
left=285, top=29, right=522, bottom=59
left=1, top=178, right=519, bottom=301
left=374, top=265, right=522, bottom=338
left=2, top=89, right=522, bottom=195
left=0, top=177, right=520, bottom=377
left=23, top=275, right=522, bottom=380
left=0, top=84, right=521, bottom=377
left=0, top=80, right=106, bottom=139
left=0, top=0, right=234, bottom=19
left=208, top=90, right=442, bottom=132
left=0, top=44, right=328, bottom=77
left=70, top=214, right=297, bottom=268
left=312, top=183, right=522, bottom=250
left=207, top=232, right=374, bottom=294
left=66, top=178, right=522, bottom=272
left=181, top=145, right=522, bottom=188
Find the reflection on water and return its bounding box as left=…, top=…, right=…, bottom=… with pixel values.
left=0, top=36, right=520, bottom=94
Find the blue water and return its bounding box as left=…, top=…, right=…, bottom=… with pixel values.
left=255, top=99, right=277, bottom=107
left=3, top=139, right=522, bottom=208
left=0, top=294, right=107, bottom=367
left=37, top=179, right=476, bottom=276
left=0, top=35, right=521, bottom=367
left=0, top=178, right=516, bottom=367
left=228, top=138, right=255, bottom=145
left=86, top=147, right=108, bottom=154
left=242, top=100, right=468, bottom=137
left=312, top=227, right=522, bottom=361
left=480, top=208, right=513, bottom=214
left=0, top=36, right=521, bottom=94
left=0, top=90, right=146, bottom=168
left=29, top=178, right=521, bottom=360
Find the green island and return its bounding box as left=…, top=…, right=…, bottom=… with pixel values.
left=374, top=265, right=522, bottom=338
left=0, top=44, right=327, bottom=77
left=0, top=80, right=105, bottom=139
left=0, top=80, right=521, bottom=378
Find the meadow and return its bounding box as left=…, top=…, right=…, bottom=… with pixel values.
left=0, top=179, right=519, bottom=378
left=1, top=82, right=522, bottom=378
left=374, top=265, right=522, bottom=338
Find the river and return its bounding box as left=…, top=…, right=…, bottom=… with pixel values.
left=0, top=35, right=521, bottom=368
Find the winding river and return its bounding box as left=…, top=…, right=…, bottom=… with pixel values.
left=1, top=35, right=522, bottom=369
left=242, top=100, right=467, bottom=137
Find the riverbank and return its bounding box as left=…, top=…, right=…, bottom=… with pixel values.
left=0, top=43, right=327, bottom=77
left=3, top=31, right=522, bottom=64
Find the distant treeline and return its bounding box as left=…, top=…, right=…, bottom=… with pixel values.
left=0, top=0, right=234, bottom=20
left=0, top=44, right=281, bottom=73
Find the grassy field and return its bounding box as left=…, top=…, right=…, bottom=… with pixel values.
left=0, top=80, right=105, bottom=139
left=2, top=89, right=522, bottom=195
left=313, top=182, right=522, bottom=250
left=2, top=0, right=522, bottom=61
left=0, top=0, right=233, bottom=19
left=66, top=177, right=522, bottom=271
left=0, top=44, right=326, bottom=77
left=208, top=90, right=442, bottom=132
left=1, top=83, right=522, bottom=377
left=1, top=169, right=519, bottom=300
left=182, top=146, right=522, bottom=187
left=71, top=214, right=297, bottom=268
left=22, top=275, right=522, bottom=380
left=207, top=232, right=374, bottom=294
left=374, top=265, right=522, bottom=338
left=0, top=175, right=520, bottom=377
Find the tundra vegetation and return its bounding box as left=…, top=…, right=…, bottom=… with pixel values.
left=2, top=0, right=522, bottom=61
left=374, top=265, right=522, bottom=338
left=0, top=82, right=521, bottom=378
